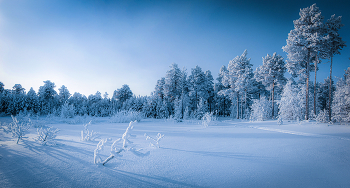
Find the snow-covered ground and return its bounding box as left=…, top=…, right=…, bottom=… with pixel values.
left=1, top=117, right=350, bottom=188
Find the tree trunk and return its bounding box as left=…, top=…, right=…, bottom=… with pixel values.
left=314, top=53, right=318, bottom=116
left=272, top=81, right=275, bottom=119
left=237, top=93, right=239, bottom=119
left=328, top=55, right=333, bottom=122
left=245, top=89, right=247, bottom=119
left=305, top=49, right=310, bottom=120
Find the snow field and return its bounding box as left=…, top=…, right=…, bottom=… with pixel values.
left=1, top=118, right=350, bottom=187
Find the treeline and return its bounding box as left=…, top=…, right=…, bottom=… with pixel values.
left=0, top=4, right=349, bottom=123
left=0, top=60, right=349, bottom=123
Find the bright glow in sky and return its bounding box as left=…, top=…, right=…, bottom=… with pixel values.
left=0, top=0, right=349, bottom=97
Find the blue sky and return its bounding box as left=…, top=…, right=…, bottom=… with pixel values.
left=0, top=0, right=349, bottom=97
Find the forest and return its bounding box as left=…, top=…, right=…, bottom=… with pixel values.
left=0, top=4, right=349, bottom=124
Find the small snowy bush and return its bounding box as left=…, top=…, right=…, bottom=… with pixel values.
left=201, top=112, right=217, bottom=127
left=94, top=121, right=150, bottom=166
left=144, top=133, right=164, bottom=148
left=109, top=110, right=143, bottom=123
left=250, top=97, right=272, bottom=121
left=316, top=109, right=329, bottom=123
left=35, top=126, right=59, bottom=146
left=81, top=121, right=99, bottom=141
left=3, top=115, right=32, bottom=144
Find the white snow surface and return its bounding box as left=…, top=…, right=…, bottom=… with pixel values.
left=1, top=117, right=350, bottom=188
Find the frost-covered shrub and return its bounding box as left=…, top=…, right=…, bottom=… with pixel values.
left=109, top=110, right=143, bottom=123
left=35, top=126, right=59, bottom=146
left=144, top=133, right=164, bottom=148
left=3, top=115, right=32, bottom=144
left=331, top=70, right=350, bottom=123
left=81, top=121, right=99, bottom=141
left=94, top=121, right=150, bottom=166
left=61, top=102, right=75, bottom=118
left=316, top=109, right=329, bottom=123
left=309, top=110, right=317, bottom=121
left=94, top=138, right=109, bottom=164
left=201, top=112, right=217, bottom=127
left=277, top=116, right=283, bottom=125
left=250, top=97, right=272, bottom=121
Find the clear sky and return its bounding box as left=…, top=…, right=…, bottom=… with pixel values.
left=0, top=0, right=349, bottom=97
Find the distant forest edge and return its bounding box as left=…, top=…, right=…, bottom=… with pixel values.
left=0, top=4, right=349, bottom=123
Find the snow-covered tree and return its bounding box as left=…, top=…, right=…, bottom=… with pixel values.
left=38, top=80, right=58, bottom=115
left=164, top=63, right=182, bottom=104
left=189, top=66, right=207, bottom=113
left=204, top=70, right=215, bottom=113
left=7, top=84, right=26, bottom=115
left=254, top=53, right=286, bottom=119
left=215, top=66, right=231, bottom=116
left=278, top=79, right=303, bottom=121
left=26, top=87, right=39, bottom=114
left=58, top=85, right=71, bottom=105
left=114, top=85, right=133, bottom=103
left=324, top=14, right=346, bottom=121
left=154, top=77, right=165, bottom=100
left=332, top=67, right=350, bottom=123
left=282, top=4, right=326, bottom=120
left=223, top=50, right=254, bottom=119
left=69, top=92, right=88, bottom=116
left=250, top=97, right=272, bottom=121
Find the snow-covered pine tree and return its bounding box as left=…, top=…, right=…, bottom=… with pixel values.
left=189, top=66, right=207, bottom=114
left=69, top=92, right=88, bottom=116
left=8, top=84, right=26, bottom=115
left=174, top=97, right=183, bottom=121
left=254, top=53, right=286, bottom=119
left=331, top=67, right=350, bottom=123
left=26, top=87, right=39, bottom=114
left=38, top=80, right=58, bottom=115
left=317, top=77, right=334, bottom=113
left=204, top=70, right=215, bottom=113
left=282, top=4, right=326, bottom=120
left=215, top=66, right=231, bottom=116
left=58, top=85, right=71, bottom=106
left=163, top=63, right=182, bottom=113
left=0, top=82, right=5, bottom=113
left=324, top=14, right=346, bottom=121
left=156, top=98, right=169, bottom=119
left=154, top=77, right=166, bottom=101
left=223, top=50, right=254, bottom=119
left=278, top=79, right=303, bottom=121
left=114, top=85, right=133, bottom=103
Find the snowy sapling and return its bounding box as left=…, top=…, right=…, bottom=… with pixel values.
left=81, top=121, right=99, bottom=141
left=35, top=126, right=59, bottom=146
left=144, top=133, right=164, bottom=148
left=94, top=120, right=149, bottom=166
left=3, top=115, right=32, bottom=144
